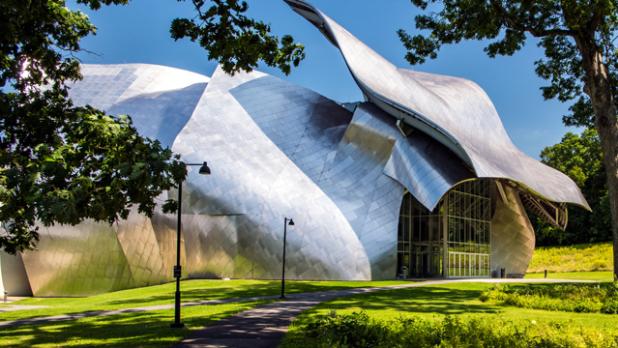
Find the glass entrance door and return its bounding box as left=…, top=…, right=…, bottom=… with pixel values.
left=397, top=180, right=493, bottom=279
left=397, top=192, right=443, bottom=278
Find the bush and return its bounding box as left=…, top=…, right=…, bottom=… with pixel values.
left=305, top=312, right=393, bottom=347
left=294, top=311, right=618, bottom=348
left=602, top=299, right=618, bottom=314
left=480, top=283, right=618, bottom=313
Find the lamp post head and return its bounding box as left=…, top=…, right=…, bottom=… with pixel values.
left=288, top=219, right=294, bottom=226
left=198, top=162, right=211, bottom=175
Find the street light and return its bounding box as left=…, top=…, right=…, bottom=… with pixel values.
left=280, top=217, right=295, bottom=299
left=171, top=161, right=211, bottom=329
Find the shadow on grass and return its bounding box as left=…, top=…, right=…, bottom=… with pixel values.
left=0, top=303, right=255, bottom=348
left=1, top=280, right=384, bottom=322
left=318, top=286, right=499, bottom=315
left=105, top=281, right=380, bottom=307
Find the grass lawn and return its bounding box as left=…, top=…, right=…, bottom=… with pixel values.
left=1, top=300, right=266, bottom=347
left=0, top=279, right=407, bottom=322
left=0, top=279, right=407, bottom=347
left=525, top=271, right=614, bottom=281
left=281, top=282, right=618, bottom=347
left=528, top=242, right=612, bottom=273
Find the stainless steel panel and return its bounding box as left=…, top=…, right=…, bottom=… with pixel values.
left=0, top=252, right=32, bottom=296
left=115, top=212, right=168, bottom=286
left=20, top=222, right=135, bottom=296
left=490, top=184, right=535, bottom=277
left=285, top=0, right=589, bottom=211
left=352, top=103, right=473, bottom=210
left=69, top=64, right=209, bottom=148
left=175, top=66, right=372, bottom=280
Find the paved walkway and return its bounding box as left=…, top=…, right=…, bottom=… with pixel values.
left=174, top=278, right=593, bottom=348
left=0, top=304, right=48, bottom=313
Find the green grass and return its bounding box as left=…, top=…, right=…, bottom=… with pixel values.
left=525, top=271, right=614, bottom=281
left=281, top=282, right=618, bottom=347
left=0, top=279, right=406, bottom=322
left=0, top=279, right=407, bottom=347
left=480, top=283, right=618, bottom=313
left=528, top=242, right=613, bottom=273
left=0, top=300, right=267, bottom=347
left=291, top=311, right=618, bottom=348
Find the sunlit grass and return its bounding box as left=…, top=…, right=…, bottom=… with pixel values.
left=480, top=282, right=618, bottom=313
left=525, top=271, right=614, bottom=281
left=0, top=300, right=266, bottom=347
left=0, top=279, right=407, bottom=322
left=282, top=282, right=618, bottom=347
left=528, top=242, right=612, bottom=273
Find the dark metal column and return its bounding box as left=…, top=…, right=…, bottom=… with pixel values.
left=280, top=218, right=288, bottom=299
left=172, top=182, right=183, bottom=328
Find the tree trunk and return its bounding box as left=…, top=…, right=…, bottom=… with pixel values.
left=576, top=36, right=618, bottom=280
left=594, top=99, right=618, bottom=281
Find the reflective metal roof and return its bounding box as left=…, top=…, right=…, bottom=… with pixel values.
left=285, top=0, right=590, bottom=210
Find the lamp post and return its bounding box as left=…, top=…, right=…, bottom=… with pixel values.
left=280, top=217, right=294, bottom=299
left=171, top=161, right=211, bottom=329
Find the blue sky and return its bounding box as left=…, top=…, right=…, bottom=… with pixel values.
left=69, top=0, right=581, bottom=158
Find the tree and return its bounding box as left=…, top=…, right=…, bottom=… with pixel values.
left=399, top=0, right=618, bottom=279
left=536, top=128, right=611, bottom=245
left=170, top=0, right=305, bottom=75
left=0, top=0, right=303, bottom=253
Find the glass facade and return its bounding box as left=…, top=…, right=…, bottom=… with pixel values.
left=397, top=180, right=492, bottom=278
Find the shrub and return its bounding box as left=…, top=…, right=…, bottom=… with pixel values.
left=295, top=312, right=618, bottom=348
left=480, top=283, right=618, bottom=313
left=602, top=299, right=618, bottom=314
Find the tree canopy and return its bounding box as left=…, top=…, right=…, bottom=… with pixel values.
left=536, top=128, right=610, bottom=245
left=170, top=0, right=305, bottom=75
left=399, top=1, right=617, bottom=128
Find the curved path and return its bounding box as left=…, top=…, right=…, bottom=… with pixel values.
left=174, top=278, right=590, bottom=348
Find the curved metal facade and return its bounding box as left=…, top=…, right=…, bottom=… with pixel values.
left=0, top=2, right=589, bottom=295
left=285, top=0, right=589, bottom=211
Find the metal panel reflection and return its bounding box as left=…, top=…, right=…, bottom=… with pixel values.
left=0, top=252, right=32, bottom=296
left=490, top=184, right=536, bottom=277
left=285, top=0, right=589, bottom=211
left=175, top=66, right=372, bottom=281
left=21, top=221, right=135, bottom=296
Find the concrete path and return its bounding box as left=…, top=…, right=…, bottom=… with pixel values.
left=175, top=278, right=593, bottom=348
left=0, top=304, right=48, bottom=313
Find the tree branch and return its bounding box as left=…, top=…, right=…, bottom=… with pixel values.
left=490, top=0, right=575, bottom=38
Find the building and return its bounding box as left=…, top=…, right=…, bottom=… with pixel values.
left=0, top=0, right=589, bottom=296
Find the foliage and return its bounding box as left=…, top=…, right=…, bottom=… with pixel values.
left=0, top=0, right=188, bottom=253
left=282, top=282, right=618, bottom=347
left=399, top=0, right=617, bottom=128
left=535, top=129, right=611, bottom=245
left=289, top=311, right=618, bottom=348
left=0, top=0, right=304, bottom=253
left=528, top=242, right=612, bottom=273
left=170, top=0, right=305, bottom=75
left=480, top=283, right=618, bottom=314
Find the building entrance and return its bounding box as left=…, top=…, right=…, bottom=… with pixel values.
left=397, top=180, right=492, bottom=279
